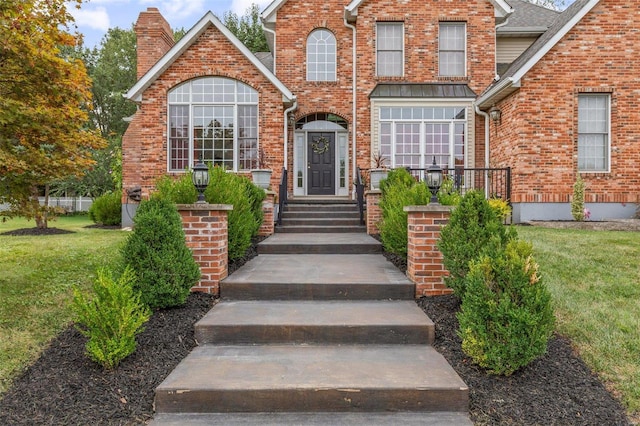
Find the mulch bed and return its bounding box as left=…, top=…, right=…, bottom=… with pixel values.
left=0, top=234, right=634, bottom=425
left=1, top=227, right=75, bottom=236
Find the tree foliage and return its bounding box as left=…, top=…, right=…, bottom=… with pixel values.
left=222, top=4, right=269, bottom=53
left=524, top=0, right=566, bottom=11
left=0, top=0, right=105, bottom=228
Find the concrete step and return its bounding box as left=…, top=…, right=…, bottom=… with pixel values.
left=285, top=203, right=359, bottom=212
left=259, top=233, right=378, bottom=254
left=221, top=254, right=412, bottom=300
left=282, top=210, right=361, bottom=219
left=195, top=300, right=434, bottom=345
left=151, top=411, right=473, bottom=425
left=154, top=344, right=469, bottom=414
left=277, top=224, right=367, bottom=234
left=280, top=218, right=363, bottom=227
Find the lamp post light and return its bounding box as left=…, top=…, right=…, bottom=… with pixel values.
left=192, top=160, right=209, bottom=203
left=426, top=157, right=443, bottom=204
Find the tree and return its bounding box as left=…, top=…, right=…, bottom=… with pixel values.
left=222, top=4, right=269, bottom=53
left=524, top=0, right=566, bottom=10
left=0, top=0, right=105, bottom=228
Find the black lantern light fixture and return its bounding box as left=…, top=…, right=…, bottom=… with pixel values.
left=426, top=157, right=443, bottom=204
left=192, top=160, right=209, bottom=203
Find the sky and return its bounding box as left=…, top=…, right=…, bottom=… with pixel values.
left=70, top=0, right=577, bottom=49
left=70, top=0, right=273, bottom=48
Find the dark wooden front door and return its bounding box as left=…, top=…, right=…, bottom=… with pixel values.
left=308, top=132, right=335, bottom=195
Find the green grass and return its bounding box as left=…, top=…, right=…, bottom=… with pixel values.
left=518, top=226, right=640, bottom=417
left=0, top=216, right=127, bottom=395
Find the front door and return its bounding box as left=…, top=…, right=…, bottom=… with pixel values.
left=307, top=132, right=335, bottom=195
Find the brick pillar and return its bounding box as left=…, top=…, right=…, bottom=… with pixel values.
left=177, top=204, right=233, bottom=295
left=365, top=189, right=382, bottom=235
left=404, top=205, right=454, bottom=298
left=258, top=190, right=276, bottom=237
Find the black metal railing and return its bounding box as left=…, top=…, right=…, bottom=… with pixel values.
left=407, top=167, right=511, bottom=203
left=277, top=167, right=287, bottom=226
left=355, top=167, right=366, bottom=225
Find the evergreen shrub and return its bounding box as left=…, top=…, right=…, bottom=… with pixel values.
left=437, top=176, right=462, bottom=206
left=438, top=190, right=516, bottom=298
left=378, top=168, right=430, bottom=258
left=121, top=197, right=201, bottom=309
left=571, top=174, right=586, bottom=221
left=457, top=239, right=555, bottom=375
left=72, top=267, right=151, bottom=369
left=88, top=191, right=121, bottom=226
left=154, top=174, right=197, bottom=204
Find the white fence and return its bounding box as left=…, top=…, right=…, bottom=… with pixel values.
left=0, top=197, right=93, bottom=213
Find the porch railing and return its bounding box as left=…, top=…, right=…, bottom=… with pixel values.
left=407, top=167, right=511, bottom=203
left=277, top=167, right=288, bottom=226
left=355, top=167, right=365, bottom=225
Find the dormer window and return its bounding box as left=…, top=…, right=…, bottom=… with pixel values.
left=376, top=22, right=404, bottom=77
left=439, top=22, right=466, bottom=77
left=307, top=29, right=337, bottom=81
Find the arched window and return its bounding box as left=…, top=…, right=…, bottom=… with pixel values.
left=168, top=77, right=258, bottom=171
left=307, top=29, right=337, bottom=82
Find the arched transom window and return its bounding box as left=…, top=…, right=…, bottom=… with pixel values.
left=307, top=29, right=337, bottom=82
left=168, top=77, right=258, bottom=171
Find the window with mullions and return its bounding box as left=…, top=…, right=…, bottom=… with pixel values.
left=379, top=106, right=466, bottom=170
left=168, top=77, right=258, bottom=172
left=439, top=22, right=466, bottom=77
left=578, top=94, right=610, bottom=172
left=307, top=29, right=337, bottom=81
left=376, top=22, right=403, bottom=77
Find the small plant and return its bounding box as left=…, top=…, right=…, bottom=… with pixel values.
left=88, top=191, right=121, bottom=226
left=121, top=197, right=201, bottom=309
left=438, top=190, right=516, bottom=299
left=572, top=174, right=586, bottom=221
left=488, top=198, right=512, bottom=221
left=371, top=151, right=388, bottom=169
left=254, top=147, right=270, bottom=169
left=437, top=176, right=461, bottom=206
left=378, top=168, right=430, bottom=258
left=457, top=239, right=555, bottom=376
left=72, top=267, right=151, bottom=369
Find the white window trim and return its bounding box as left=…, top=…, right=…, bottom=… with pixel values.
left=376, top=22, right=404, bottom=77
left=577, top=93, right=611, bottom=173
left=306, top=28, right=337, bottom=82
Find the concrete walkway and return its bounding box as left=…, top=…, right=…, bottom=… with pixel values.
left=151, top=212, right=470, bottom=425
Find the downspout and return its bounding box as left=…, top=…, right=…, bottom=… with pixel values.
left=284, top=98, right=298, bottom=170
left=475, top=104, right=491, bottom=198
left=262, top=23, right=276, bottom=74
left=344, top=15, right=357, bottom=199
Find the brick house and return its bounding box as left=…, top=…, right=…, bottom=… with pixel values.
left=122, top=0, right=639, bottom=225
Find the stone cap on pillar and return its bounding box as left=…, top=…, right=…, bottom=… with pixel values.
left=364, top=189, right=382, bottom=196
left=176, top=204, right=234, bottom=211
left=404, top=205, right=453, bottom=213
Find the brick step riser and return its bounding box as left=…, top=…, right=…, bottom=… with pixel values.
left=195, top=325, right=434, bottom=345
left=220, top=283, right=414, bottom=301
left=155, top=388, right=468, bottom=414
left=258, top=243, right=379, bottom=254
left=281, top=219, right=363, bottom=227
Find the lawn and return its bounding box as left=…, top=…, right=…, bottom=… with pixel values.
left=518, top=226, right=640, bottom=418
left=0, top=216, right=127, bottom=395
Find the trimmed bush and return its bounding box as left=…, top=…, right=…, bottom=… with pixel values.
left=154, top=174, right=197, bottom=204
left=457, top=239, right=555, bottom=376
left=437, top=176, right=461, bottom=206
left=88, top=191, right=121, bottom=226
left=488, top=198, right=512, bottom=221
left=204, top=167, right=265, bottom=260
left=72, top=267, right=151, bottom=369
left=438, top=190, right=516, bottom=298
left=121, top=197, right=201, bottom=309
left=379, top=168, right=430, bottom=258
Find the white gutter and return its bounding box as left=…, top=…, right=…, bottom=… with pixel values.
left=261, top=23, right=276, bottom=74
left=344, top=14, right=357, bottom=199
left=283, top=98, right=298, bottom=168
left=475, top=104, right=491, bottom=198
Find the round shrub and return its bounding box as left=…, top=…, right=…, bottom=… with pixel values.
left=205, top=166, right=265, bottom=261
left=154, top=174, right=197, bottom=204
left=88, top=191, right=121, bottom=226
left=457, top=239, right=555, bottom=376
left=121, top=197, right=200, bottom=309
left=438, top=190, right=516, bottom=298
left=378, top=168, right=430, bottom=258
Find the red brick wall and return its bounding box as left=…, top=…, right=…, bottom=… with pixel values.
left=366, top=190, right=382, bottom=235
left=490, top=0, right=640, bottom=205
left=122, top=24, right=287, bottom=200
left=134, top=8, right=174, bottom=79
left=258, top=191, right=276, bottom=237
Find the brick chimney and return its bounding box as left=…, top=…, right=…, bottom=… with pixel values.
left=134, top=7, right=175, bottom=79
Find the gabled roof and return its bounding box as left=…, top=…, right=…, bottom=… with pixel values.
left=125, top=11, right=294, bottom=104
left=477, top=0, right=601, bottom=108
left=345, top=0, right=514, bottom=21
left=498, top=0, right=559, bottom=36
